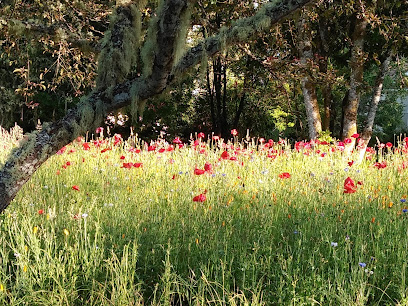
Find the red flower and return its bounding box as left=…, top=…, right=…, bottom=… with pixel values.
left=82, top=143, right=90, bottom=150
left=231, top=129, right=238, bottom=136
left=374, top=161, right=387, bottom=169
left=148, top=145, right=156, bottom=152
left=173, top=137, right=183, bottom=144
left=220, top=151, right=230, bottom=160
left=344, top=177, right=357, bottom=194
left=95, top=127, right=104, bottom=134
left=57, top=146, right=67, bottom=155
left=101, top=148, right=111, bottom=153
left=72, top=185, right=80, bottom=191
left=122, top=162, right=133, bottom=169
left=38, top=209, right=44, bottom=215
left=133, top=163, right=143, bottom=168
left=344, top=138, right=352, bottom=144
left=348, top=161, right=354, bottom=167
left=351, top=133, right=359, bottom=138
left=212, top=135, right=220, bottom=140
left=194, top=168, right=205, bottom=175
left=198, top=132, right=205, bottom=139
left=204, top=162, right=213, bottom=173
left=386, top=142, right=393, bottom=148
left=120, top=155, right=126, bottom=160
left=193, top=194, right=206, bottom=202
left=114, top=134, right=122, bottom=146
left=278, top=172, right=291, bottom=179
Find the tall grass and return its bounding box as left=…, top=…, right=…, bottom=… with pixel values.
left=1, top=129, right=408, bottom=305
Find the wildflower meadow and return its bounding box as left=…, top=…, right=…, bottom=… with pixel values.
left=1, top=127, right=408, bottom=305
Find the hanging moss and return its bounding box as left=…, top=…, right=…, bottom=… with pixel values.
left=96, top=1, right=144, bottom=91
left=140, top=15, right=159, bottom=77
left=172, top=3, right=192, bottom=69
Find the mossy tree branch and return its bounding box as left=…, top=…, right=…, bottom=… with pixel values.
left=0, top=0, right=313, bottom=212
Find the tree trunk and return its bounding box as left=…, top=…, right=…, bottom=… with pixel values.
left=298, top=12, right=322, bottom=139
left=0, top=0, right=313, bottom=212
left=357, top=51, right=392, bottom=163
left=342, top=15, right=368, bottom=152
left=317, top=17, right=332, bottom=132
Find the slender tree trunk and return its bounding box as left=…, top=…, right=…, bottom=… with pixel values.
left=213, top=58, right=223, bottom=136
left=233, top=70, right=248, bottom=128
left=206, top=66, right=217, bottom=131
left=298, top=12, right=322, bottom=139
left=342, top=16, right=368, bottom=152
left=357, top=51, right=392, bottom=162
left=222, top=60, right=229, bottom=136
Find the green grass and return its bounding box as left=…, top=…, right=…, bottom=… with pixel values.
left=1, top=133, right=408, bottom=305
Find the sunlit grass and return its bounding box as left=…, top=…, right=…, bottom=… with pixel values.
left=1, top=131, right=408, bottom=305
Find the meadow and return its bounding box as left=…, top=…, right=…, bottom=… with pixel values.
left=1, top=126, right=408, bottom=305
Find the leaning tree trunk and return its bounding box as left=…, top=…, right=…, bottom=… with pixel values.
left=298, top=11, right=322, bottom=140
left=342, top=15, right=368, bottom=153
left=357, top=51, right=393, bottom=163
left=0, top=0, right=313, bottom=212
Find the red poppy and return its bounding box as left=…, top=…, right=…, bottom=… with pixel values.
left=173, top=137, right=183, bottom=144
left=386, top=142, right=393, bottom=148
left=193, top=194, right=206, bottom=202
left=95, top=127, right=104, bottom=134
left=158, top=148, right=165, bottom=153
left=114, top=134, right=122, bottom=146
left=72, top=185, right=80, bottom=191
left=148, top=145, right=156, bottom=152
left=101, top=148, right=111, bottom=153
left=212, top=136, right=220, bottom=140
left=344, top=138, right=352, bottom=144
left=133, top=163, right=143, bottom=168
left=198, top=132, right=205, bottom=139
left=204, top=162, right=213, bottom=173
left=279, top=172, right=291, bottom=179
left=351, top=133, right=359, bottom=138
left=374, top=161, right=387, bottom=169
left=194, top=168, right=205, bottom=175
left=348, top=161, right=354, bottom=167
left=220, top=151, right=230, bottom=160
left=343, top=177, right=357, bottom=194
left=38, top=209, right=44, bottom=215
left=57, top=147, right=67, bottom=155
left=82, top=143, right=90, bottom=150
left=122, top=162, right=133, bottom=169
left=231, top=129, right=238, bottom=136
left=120, top=155, right=126, bottom=160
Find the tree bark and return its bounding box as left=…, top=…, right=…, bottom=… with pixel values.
left=0, top=0, right=313, bottom=212
left=342, top=15, right=368, bottom=151
left=357, top=51, right=392, bottom=163
left=298, top=12, right=322, bottom=139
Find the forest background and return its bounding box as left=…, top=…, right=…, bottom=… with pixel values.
left=1, top=0, right=408, bottom=144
